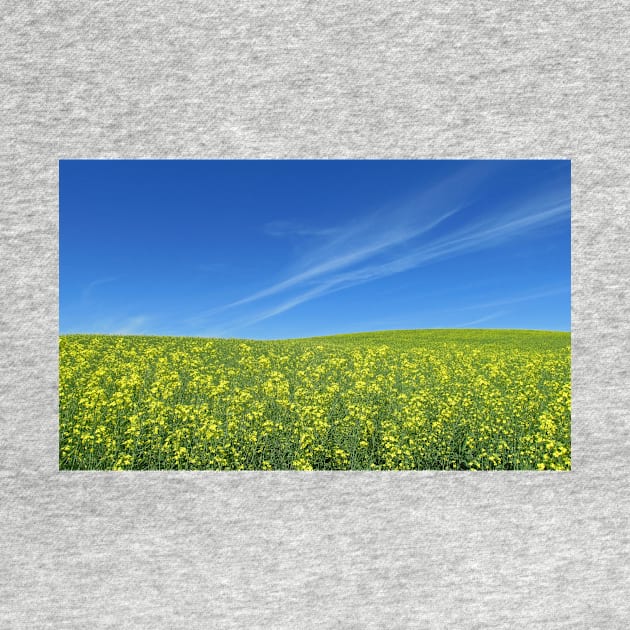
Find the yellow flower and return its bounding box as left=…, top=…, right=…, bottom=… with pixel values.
left=59, top=330, right=570, bottom=471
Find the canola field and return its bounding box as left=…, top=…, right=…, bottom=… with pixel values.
left=59, top=330, right=571, bottom=471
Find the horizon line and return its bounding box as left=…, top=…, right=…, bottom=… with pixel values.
left=59, top=325, right=572, bottom=342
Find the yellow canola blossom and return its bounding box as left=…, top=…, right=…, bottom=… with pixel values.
left=59, top=330, right=571, bottom=470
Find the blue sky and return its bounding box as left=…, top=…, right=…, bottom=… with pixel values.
left=60, top=160, right=571, bottom=339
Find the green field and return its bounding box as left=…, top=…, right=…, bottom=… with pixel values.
left=59, top=329, right=571, bottom=471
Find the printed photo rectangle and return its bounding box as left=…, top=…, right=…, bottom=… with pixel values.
left=59, top=159, right=571, bottom=471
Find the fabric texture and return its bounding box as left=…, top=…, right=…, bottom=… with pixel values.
left=1, top=2, right=629, bottom=627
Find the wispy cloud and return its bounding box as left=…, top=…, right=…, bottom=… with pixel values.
left=454, top=311, right=509, bottom=327
left=112, top=315, right=150, bottom=335
left=81, top=276, right=117, bottom=302
left=189, top=166, right=479, bottom=326
left=228, top=205, right=567, bottom=331
left=459, top=287, right=569, bottom=311
left=263, top=220, right=340, bottom=238
left=190, top=164, right=570, bottom=333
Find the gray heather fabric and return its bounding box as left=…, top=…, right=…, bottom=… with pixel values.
left=1, top=2, right=629, bottom=628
